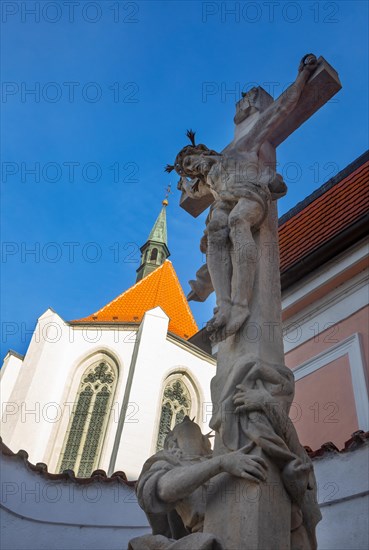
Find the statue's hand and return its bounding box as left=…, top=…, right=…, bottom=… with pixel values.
left=220, top=446, right=268, bottom=482
left=233, top=381, right=267, bottom=413
left=298, top=53, right=318, bottom=74
left=187, top=289, right=201, bottom=302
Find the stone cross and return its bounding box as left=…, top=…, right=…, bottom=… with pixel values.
left=180, top=57, right=341, bottom=217
left=179, top=57, right=341, bottom=550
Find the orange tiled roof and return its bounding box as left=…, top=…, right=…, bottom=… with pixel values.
left=72, top=260, right=198, bottom=340
left=279, top=159, right=369, bottom=273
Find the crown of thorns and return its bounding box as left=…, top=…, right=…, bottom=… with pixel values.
left=165, top=130, right=219, bottom=177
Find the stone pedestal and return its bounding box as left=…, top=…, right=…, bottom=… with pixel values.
left=204, top=461, right=291, bottom=550
left=203, top=201, right=292, bottom=549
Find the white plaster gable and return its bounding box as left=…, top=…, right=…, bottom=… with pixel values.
left=37, top=307, right=64, bottom=322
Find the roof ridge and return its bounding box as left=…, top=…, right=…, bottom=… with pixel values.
left=164, top=261, right=198, bottom=331
left=79, top=261, right=169, bottom=319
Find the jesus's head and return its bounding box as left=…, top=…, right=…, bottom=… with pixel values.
left=165, top=130, right=220, bottom=182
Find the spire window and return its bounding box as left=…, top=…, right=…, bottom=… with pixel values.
left=150, top=247, right=158, bottom=262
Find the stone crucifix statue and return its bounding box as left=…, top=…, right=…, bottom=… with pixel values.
left=131, top=54, right=341, bottom=550
left=165, top=54, right=337, bottom=344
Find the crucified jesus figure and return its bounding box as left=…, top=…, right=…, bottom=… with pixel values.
left=166, top=54, right=319, bottom=342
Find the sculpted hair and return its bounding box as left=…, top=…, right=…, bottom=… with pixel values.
left=165, top=130, right=219, bottom=179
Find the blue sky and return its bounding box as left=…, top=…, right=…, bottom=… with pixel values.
left=1, top=0, right=368, bottom=359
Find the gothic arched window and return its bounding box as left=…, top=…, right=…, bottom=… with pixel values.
left=156, top=379, right=192, bottom=451
left=59, top=361, right=116, bottom=477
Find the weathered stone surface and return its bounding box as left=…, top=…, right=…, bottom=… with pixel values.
left=132, top=54, right=341, bottom=550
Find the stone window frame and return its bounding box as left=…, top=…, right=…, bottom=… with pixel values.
left=57, top=358, right=118, bottom=477
left=155, top=372, right=198, bottom=451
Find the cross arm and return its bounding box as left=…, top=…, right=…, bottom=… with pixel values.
left=268, top=56, right=342, bottom=148
left=233, top=60, right=319, bottom=155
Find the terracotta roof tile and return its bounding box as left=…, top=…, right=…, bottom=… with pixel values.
left=0, top=438, right=134, bottom=486
left=279, top=160, right=369, bottom=272
left=305, top=430, right=369, bottom=459
left=72, top=260, right=198, bottom=340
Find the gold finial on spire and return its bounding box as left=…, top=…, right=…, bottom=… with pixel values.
left=163, top=184, right=172, bottom=206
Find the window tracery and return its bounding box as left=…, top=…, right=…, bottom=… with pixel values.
left=59, top=361, right=116, bottom=477
left=156, top=379, right=191, bottom=451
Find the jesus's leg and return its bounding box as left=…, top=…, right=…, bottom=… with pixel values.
left=206, top=201, right=233, bottom=337
left=225, top=198, right=264, bottom=337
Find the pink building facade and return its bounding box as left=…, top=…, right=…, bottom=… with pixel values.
left=280, top=151, right=369, bottom=451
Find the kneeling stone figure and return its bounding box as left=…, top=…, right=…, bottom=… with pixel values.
left=129, top=416, right=268, bottom=550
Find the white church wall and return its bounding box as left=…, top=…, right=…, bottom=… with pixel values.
left=1, top=438, right=368, bottom=550
left=1, top=305, right=215, bottom=480
left=112, top=306, right=215, bottom=480
left=315, top=443, right=369, bottom=550
left=2, top=309, right=75, bottom=463
left=0, top=352, right=23, bottom=418
left=0, top=446, right=150, bottom=550
left=1, top=308, right=139, bottom=472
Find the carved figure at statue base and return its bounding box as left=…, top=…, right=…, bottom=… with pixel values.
left=129, top=416, right=320, bottom=550
left=129, top=416, right=268, bottom=550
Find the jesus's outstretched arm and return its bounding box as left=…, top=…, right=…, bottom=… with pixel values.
left=236, top=54, right=319, bottom=155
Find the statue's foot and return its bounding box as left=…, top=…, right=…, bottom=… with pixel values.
left=209, top=325, right=228, bottom=343
left=206, top=302, right=231, bottom=337
left=282, top=458, right=312, bottom=504
left=207, top=303, right=250, bottom=343
left=224, top=303, right=250, bottom=336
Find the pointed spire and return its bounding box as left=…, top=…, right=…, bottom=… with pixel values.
left=148, top=201, right=168, bottom=244
left=136, top=190, right=171, bottom=282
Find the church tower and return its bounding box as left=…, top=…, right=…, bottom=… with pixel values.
left=136, top=198, right=170, bottom=282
